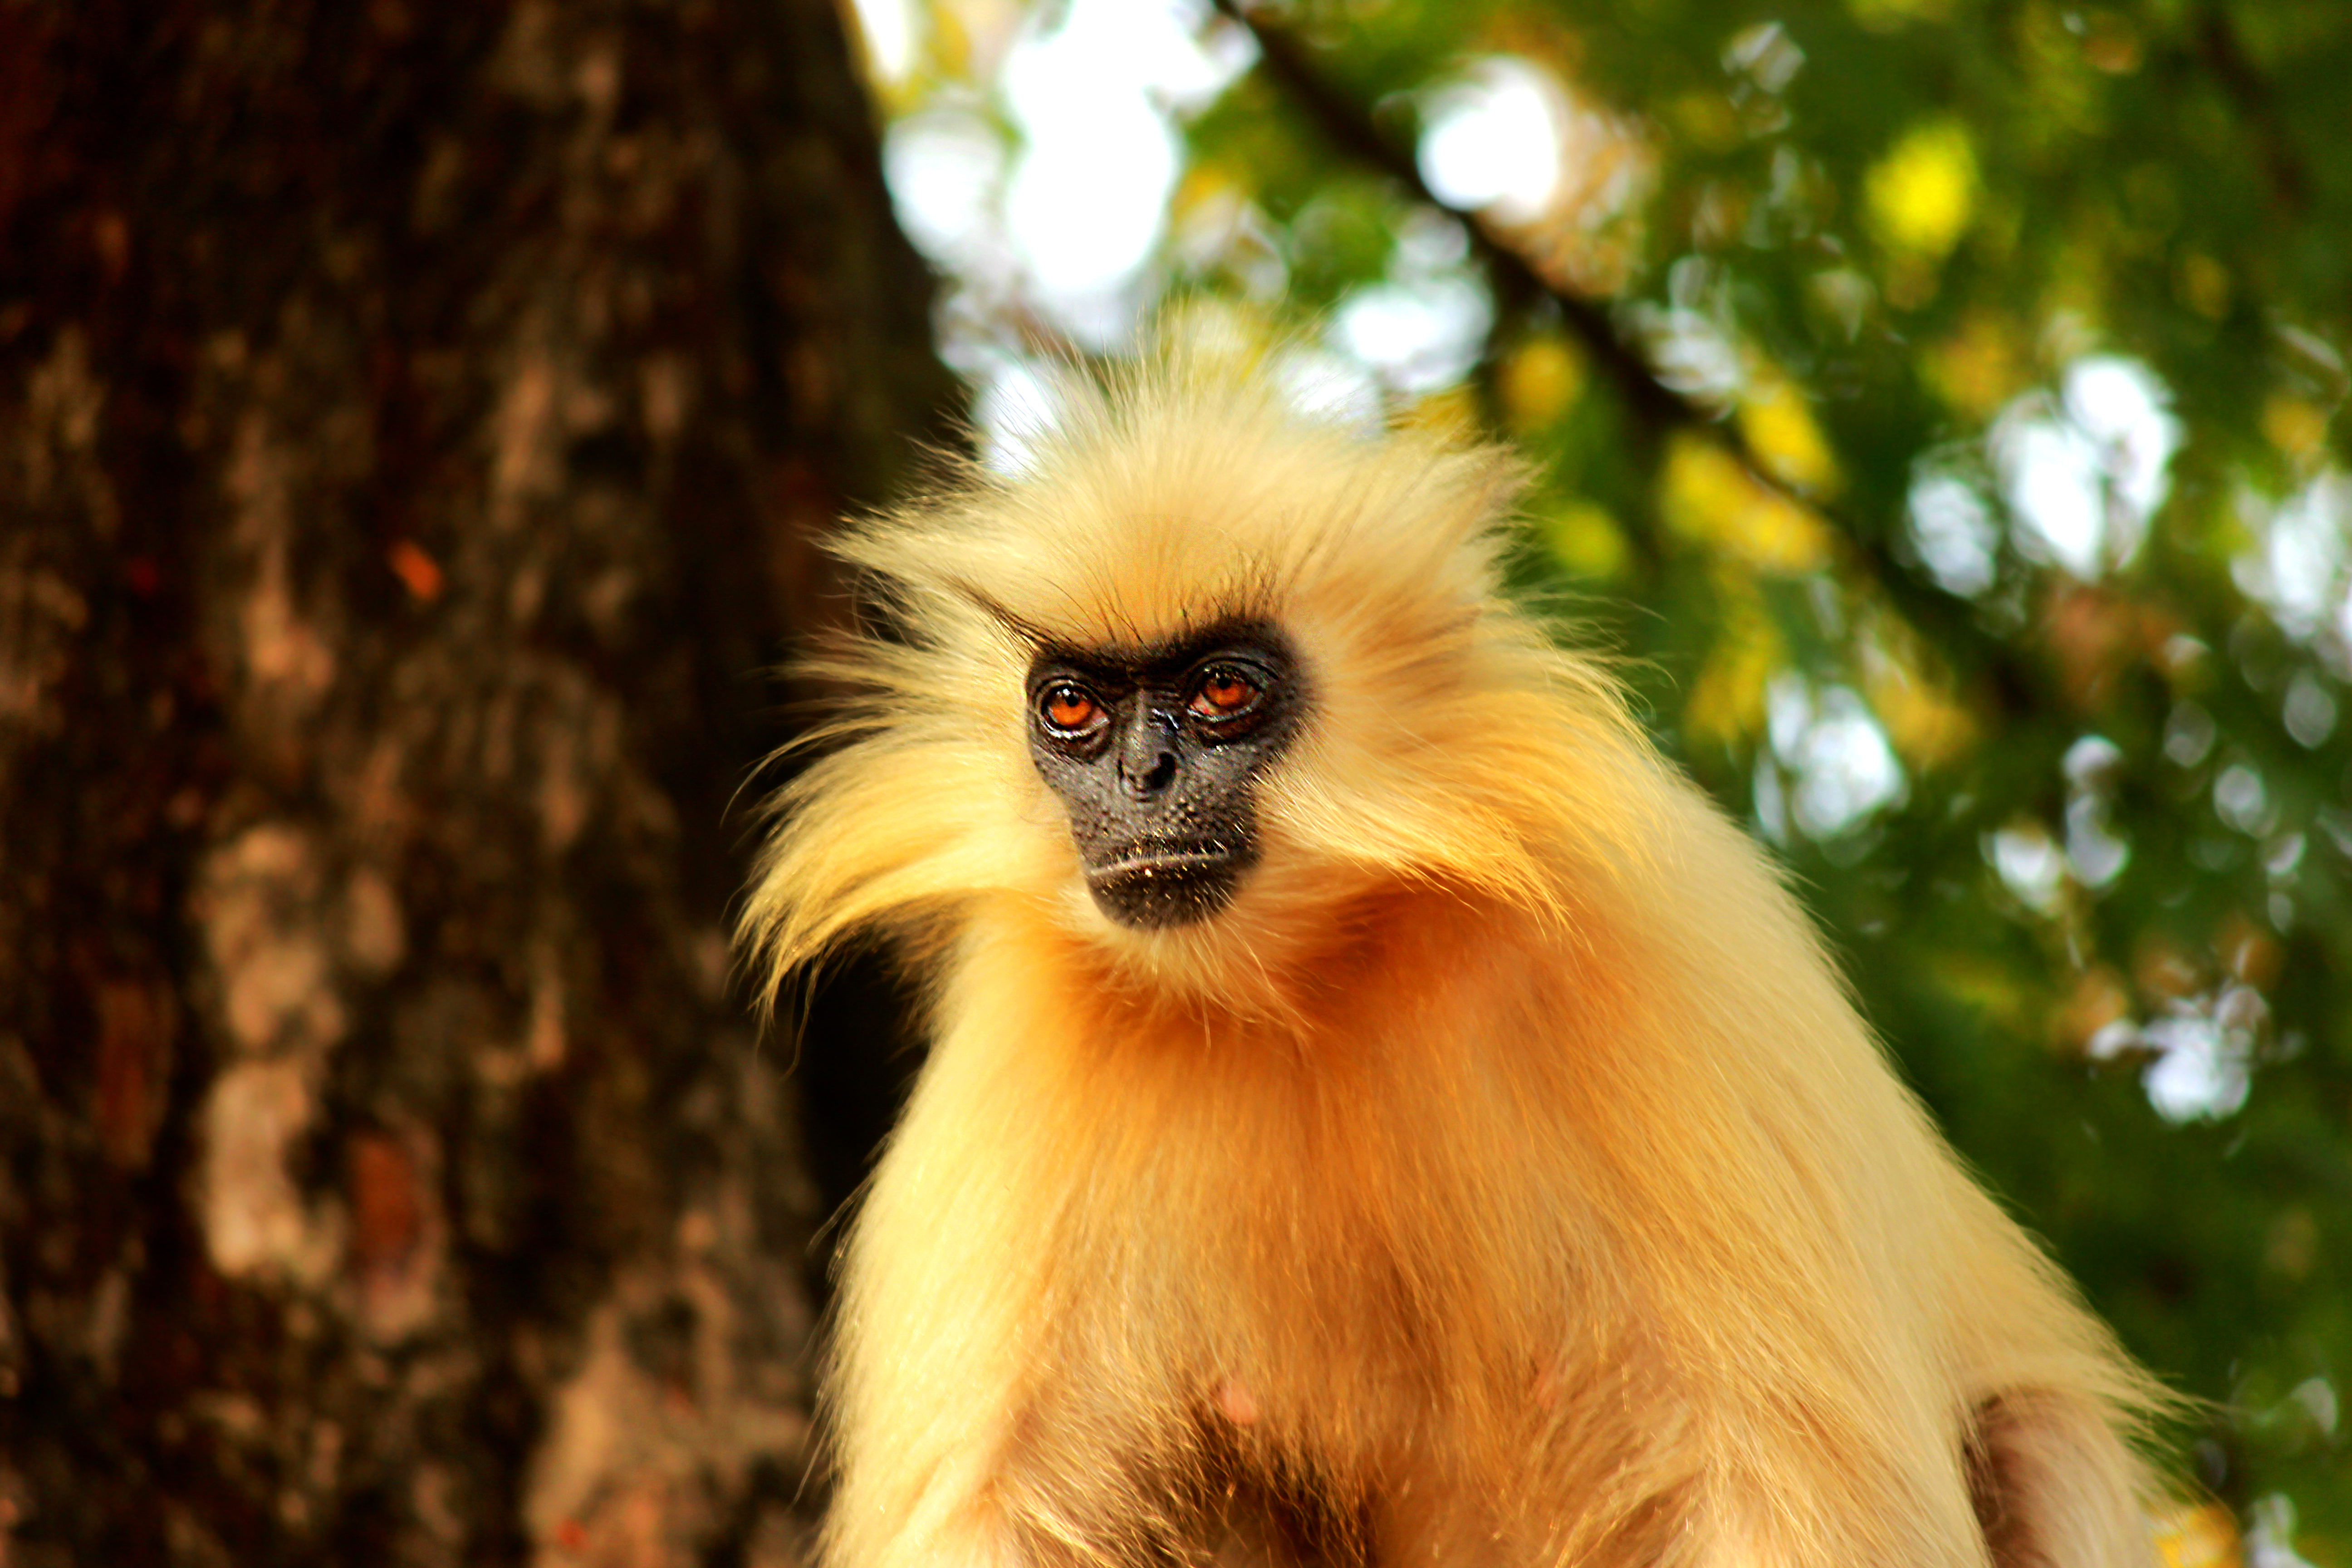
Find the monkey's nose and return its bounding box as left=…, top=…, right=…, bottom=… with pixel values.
left=1121, top=749, right=1178, bottom=799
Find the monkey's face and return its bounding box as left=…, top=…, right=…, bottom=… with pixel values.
left=1025, top=620, right=1306, bottom=930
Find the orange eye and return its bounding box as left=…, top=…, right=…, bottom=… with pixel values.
left=1189, top=669, right=1260, bottom=718
left=1041, top=685, right=1100, bottom=731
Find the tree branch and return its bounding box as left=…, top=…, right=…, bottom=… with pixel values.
left=2193, top=5, right=2308, bottom=216
left=1215, top=0, right=2044, bottom=714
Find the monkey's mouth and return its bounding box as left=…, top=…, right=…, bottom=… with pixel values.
left=1084, top=844, right=1252, bottom=929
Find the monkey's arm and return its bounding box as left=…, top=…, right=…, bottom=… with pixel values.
left=823, top=1019, right=1054, bottom=1568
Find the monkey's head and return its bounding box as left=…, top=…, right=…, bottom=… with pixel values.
left=744, top=356, right=1659, bottom=1005
left=1020, top=614, right=1305, bottom=930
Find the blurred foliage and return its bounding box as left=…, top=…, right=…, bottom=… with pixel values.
left=847, top=0, right=2352, bottom=1548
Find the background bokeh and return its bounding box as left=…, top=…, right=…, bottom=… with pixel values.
left=2, top=0, right=2345, bottom=1559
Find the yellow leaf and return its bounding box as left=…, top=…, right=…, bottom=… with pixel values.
left=2152, top=1502, right=2241, bottom=1568
left=1536, top=500, right=1627, bottom=580
left=1867, top=121, right=1980, bottom=265
left=1859, top=630, right=1975, bottom=768
left=1685, top=584, right=1781, bottom=746
left=1737, top=376, right=1841, bottom=495
left=1660, top=435, right=1833, bottom=573
left=2263, top=395, right=2329, bottom=465
left=1669, top=91, right=1741, bottom=153
left=1171, top=166, right=1235, bottom=221
left=1498, top=336, right=1586, bottom=432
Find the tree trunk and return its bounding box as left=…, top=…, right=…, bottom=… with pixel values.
left=0, top=1, right=953, bottom=1561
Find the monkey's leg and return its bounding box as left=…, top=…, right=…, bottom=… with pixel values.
left=829, top=1393, right=1191, bottom=1568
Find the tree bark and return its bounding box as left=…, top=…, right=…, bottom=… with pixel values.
left=0, top=0, right=953, bottom=1561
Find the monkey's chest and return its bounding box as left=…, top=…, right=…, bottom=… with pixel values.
left=1078, top=1110, right=1532, bottom=1465
left=1039, top=987, right=1573, bottom=1478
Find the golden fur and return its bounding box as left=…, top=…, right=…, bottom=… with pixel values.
left=742, top=358, right=2167, bottom=1567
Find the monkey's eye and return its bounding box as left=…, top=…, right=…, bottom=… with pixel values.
left=1187, top=667, right=1263, bottom=720
left=1039, top=683, right=1104, bottom=735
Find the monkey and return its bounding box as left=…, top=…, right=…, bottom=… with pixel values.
left=740, top=353, right=2171, bottom=1568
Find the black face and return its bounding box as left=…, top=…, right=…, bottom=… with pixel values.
left=1026, top=622, right=1306, bottom=930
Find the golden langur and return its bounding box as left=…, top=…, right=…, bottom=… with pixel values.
left=742, top=357, right=2168, bottom=1568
